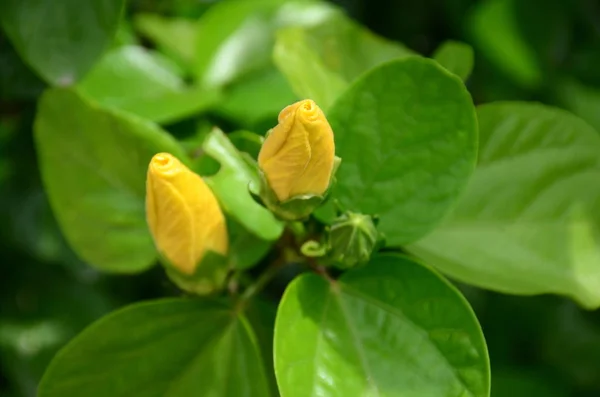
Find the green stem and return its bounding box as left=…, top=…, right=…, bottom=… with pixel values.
left=287, top=221, right=307, bottom=239
left=237, top=263, right=281, bottom=308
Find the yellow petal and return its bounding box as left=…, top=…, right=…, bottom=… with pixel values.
left=146, top=153, right=227, bottom=274
left=258, top=99, right=335, bottom=201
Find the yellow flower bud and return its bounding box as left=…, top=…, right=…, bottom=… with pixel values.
left=258, top=99, right=335, bottom=202
left=146, top=153, right=228, bottom=275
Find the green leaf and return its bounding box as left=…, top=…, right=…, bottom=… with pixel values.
left=408, top=102, right=600, bottom=309
left=35, top=88, right=187, bottom=272
left=0, top=0, right=124, bottom=85
left=433, top=40, right=474, bottom=81
left=229, top=130, right=265, bottom=159
left=77, top=46, right=220, bottom=124
left=228, top=218, right=273, bottom=270
left=133, top=13, right=198, bottom=70
left=468, top=0, right=542, bottom=88
left=202, top=128, right=284, bottom=241
left=245, top=297, right=279, bottom=396
left=38, top=298, right=271, bottom=397
left=328, top=57, right=478, bottom=245
left=556, top=79, right=600, bottom=134
left=274, top=13, right=414, bottom=109
left=215, top=67, right=298, bottom=128
left=273, top=28, right=347, bottom=109
left=274, top=254, right=490, bottom=397
left=194, top=0, right=337, bottom=87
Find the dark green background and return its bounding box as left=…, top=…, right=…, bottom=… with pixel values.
left=1, top=0, right=599, bottom=396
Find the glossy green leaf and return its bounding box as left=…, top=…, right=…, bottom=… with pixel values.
left=203, top=128, right=284, bottom=240
left=77, top=46, right=220, bottom=124
left=0, top=0, right=124, bottom=85
left=38, top=298, right=271, bottom=397
left=408, top=102, right=600, bottom=309
left=133, top=14, right=198, bottom=70
left=274, top=13, right=414, bottom=109
left=274, top=253, right=490, bottom=397
left=328, top=57, right=478, bottom=245
left=468, top=0, right=542, bottom=88
left=35, top=88, right=187, bottom=272
left=194, top=0, right=337, bottom=87
left=433, top=40, right=474, bottom=81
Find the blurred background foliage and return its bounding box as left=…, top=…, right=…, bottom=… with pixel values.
left=1, top=0, right=600, bottom=396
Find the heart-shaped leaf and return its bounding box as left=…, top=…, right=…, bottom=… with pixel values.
left=327, top=57, right=478, bottom=245
left=274, top=254, right=490, bottom=397
left=38, top=298, right=272, bottom=397
left=35, top=88, right=187, bottom=272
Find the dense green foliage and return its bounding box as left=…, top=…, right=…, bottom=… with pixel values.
left=2, top=0, right=600, bottom=396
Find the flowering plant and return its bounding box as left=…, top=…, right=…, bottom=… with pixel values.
left=5, top=1, right=599, bottom=396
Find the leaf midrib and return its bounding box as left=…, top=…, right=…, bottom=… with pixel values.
left=334, top=283, right=478, bottom=397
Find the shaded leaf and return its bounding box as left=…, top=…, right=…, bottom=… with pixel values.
left=409, top=102, right=600, bottom=308
left=133, top=13, right=198, bottom=70
left=35, top=88, right=187, bottom=272
left=433, top=40, right=474, bottom=81
left=77, top=46, right=220, bottom=124
left=194, top=0, right=337, bottom=87
left=274, top=12, right=414, bottom=108
left=38, top=299, right=271, bottom=397
left=468, top=0, right=542, bottom=88
left=0, top=0, right=124, bottom=85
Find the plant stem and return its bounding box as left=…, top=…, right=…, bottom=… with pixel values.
left=287, top=220, right=307, bottom=239
left=237, top=263, right=281, bottom=309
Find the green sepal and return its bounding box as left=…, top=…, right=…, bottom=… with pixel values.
left=250, top=156, right=342, bottom=221
left=159, top=250, right=229, bottom=295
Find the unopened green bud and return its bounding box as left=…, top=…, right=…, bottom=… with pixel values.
left=328, top=212, right=379, bottom=269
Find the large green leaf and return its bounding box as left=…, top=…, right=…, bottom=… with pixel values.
left=274, top=254, right=490, bottom=397
left=274, top=13, right=414, bottom=109
left=35, top=88, right=187, bottom=272
left=202, top=128, right=284, bottom=241
left=327, top=57, right=478, bottom=245
left=77, top=46, right=220, bottom=124
left=408, top=102, right=600, bottom=309
left=432, top=40, right=474, bottom=82
left=38, top=298, right=271, bottom=397
left=0, top=0, right=124, bottom=85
